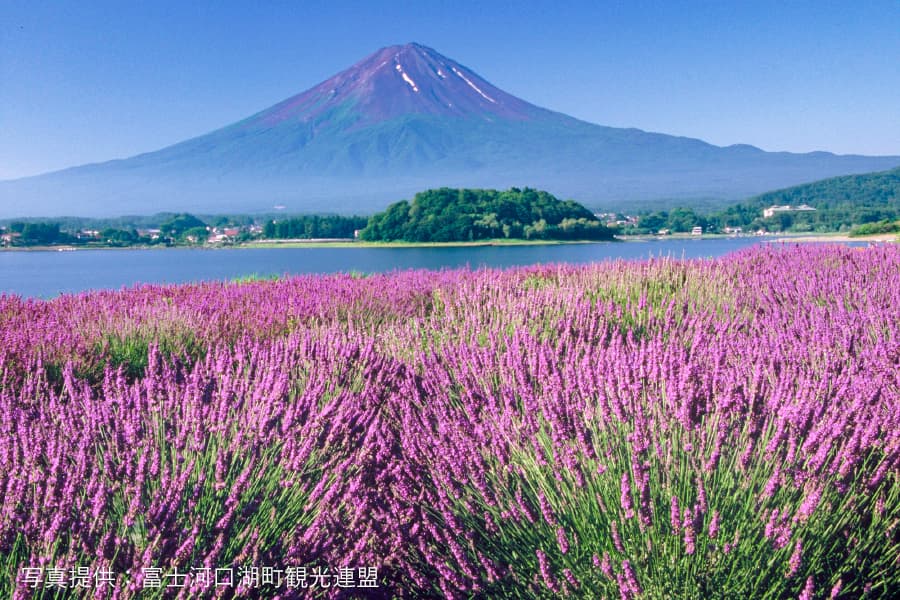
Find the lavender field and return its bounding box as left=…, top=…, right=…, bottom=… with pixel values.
left=1, top=244, right=898, bottom=599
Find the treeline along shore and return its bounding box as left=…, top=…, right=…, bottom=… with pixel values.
left=2, top=168, right=899, bottom=249
left=0, top=187, right=616, bottom=249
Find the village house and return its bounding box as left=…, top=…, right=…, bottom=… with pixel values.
left=207, top=226, right=243, bottom=244
left=137, top=228, right=162, bottom=240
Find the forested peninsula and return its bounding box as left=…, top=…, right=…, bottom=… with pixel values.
left=359, top=187, right=615, bottom=242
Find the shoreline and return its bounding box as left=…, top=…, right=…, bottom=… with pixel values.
left=240, top=238, right=611, bottom=249
left=0, top=239, right=614, bottom=251
left=616, top=233, right=755, bottom=242
left=1, top=233, right=894, bottom=252
left=763, top=233, right=898, bottom=243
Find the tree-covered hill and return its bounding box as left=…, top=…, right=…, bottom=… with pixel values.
left=745, top=166, right=899, bottom=209
left=359, top=187, right=615, bottom=242
left=622, top=167, right=900, bottom=235
left=717, top=166, right=900, bottom=232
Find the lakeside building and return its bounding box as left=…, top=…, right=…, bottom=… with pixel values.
left=691, top=226, right=703, bottom=236
left=137, top=229, right=162, bottom=240
left=763, top=204, right=816, bottom=218
left=596, top=212, right=638, bottom=228
left=207, top=227, right=242, bottom=244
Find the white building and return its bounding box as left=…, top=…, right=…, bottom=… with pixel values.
left=763, top=204, right=816, bottom=218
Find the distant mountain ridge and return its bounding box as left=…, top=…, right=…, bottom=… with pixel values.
left=1, top=42, right=898, bottom=217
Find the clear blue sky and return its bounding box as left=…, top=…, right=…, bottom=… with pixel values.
left=1, top=0, right=898, bottom=180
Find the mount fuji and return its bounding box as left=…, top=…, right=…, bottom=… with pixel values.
left=2, top=42, right=898, bottom=217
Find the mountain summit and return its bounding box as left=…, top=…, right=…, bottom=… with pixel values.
left=252, top=43, right=541, bottom=126
left=2, top=43, right=898, bottom=217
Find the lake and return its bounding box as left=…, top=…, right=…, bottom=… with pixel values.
left=0, top=237, right=847, bottom=299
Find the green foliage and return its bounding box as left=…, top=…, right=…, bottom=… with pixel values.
left=179, top=226, right=209, bottom=244
left=160, top=213, right=207, bottom=238
left=8, top=221, right=71, bottom=245
left=263, top=214, right=368, bottom=239
left=360, top=187, right=615, bottom=242
left=849, top=219, right=900, bottom=237
left=719, top=166, right=900, bottom=233
left=212, top=214, right=254, bottom=228
left=231, top=273, right=282, bottom=284
left=749, top=167, right=900, bottom=209
left=100, top=228, right=140, bottom=246
left=0, top=212, right=265, bottom=248
left=630, top=208, right=709, bottom=234
left=93, top=327, right=203, bottom=382
left=0, top=212, right=260, bottom=234
left=622, top=167, right=900, bottom=234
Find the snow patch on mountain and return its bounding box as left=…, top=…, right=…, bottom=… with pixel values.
left=451, top=67, right=496, bottom=103
left=395, top=63, right=419, bottom=92
left=401, top=72, right=419, bottom=92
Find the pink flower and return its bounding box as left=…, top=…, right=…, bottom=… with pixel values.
left=556, top=526, right=569, bottom=554
left=670, top=496, right=681, bottom=534
left=786, top=540, right=803, bottom=579
left=799, top=576, right=815, bottom=600
left=620, top=472, right=635, bottom=519
left=535, top=549, right=558, bottom=593
left=708, top=510, right=721, bottom=539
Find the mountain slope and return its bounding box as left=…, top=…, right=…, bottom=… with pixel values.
left=2, top=43, right=898, bottom=217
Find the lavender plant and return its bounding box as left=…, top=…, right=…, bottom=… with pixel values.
left=0, top=245, right=897, bottom=598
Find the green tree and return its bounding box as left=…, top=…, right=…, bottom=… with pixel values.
left=11, top=222, right=68, bottom=245
left=180, top=226, right=209, bottom=244
left=161, top=214, right=207, bottom=239
left=360, top=188, right=614, bottom=243
left=100, top=228, right=139, bottom=246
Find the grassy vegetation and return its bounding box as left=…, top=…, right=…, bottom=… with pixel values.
left=849, top=219, right=900, bottom=237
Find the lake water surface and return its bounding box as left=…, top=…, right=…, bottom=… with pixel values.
left=0, top=238, right=842, bottom=299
